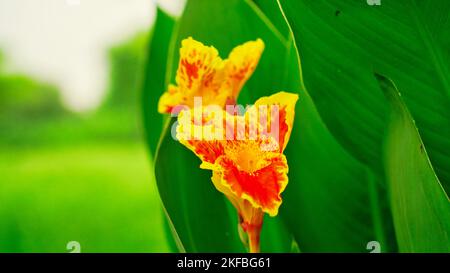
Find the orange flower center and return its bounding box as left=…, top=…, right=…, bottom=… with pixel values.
left=237, top=150, right=260, bottom=173
left=226, top=141, right=267, bottom=173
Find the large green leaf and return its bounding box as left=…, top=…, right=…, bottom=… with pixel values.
left=251, top=0, right=290, bottom=39
left=250, top=0, right=395, bottom=252
left=279, top=0, right=450, bottom=194
left=281, top=37, right=395, bottom=252
left=378, top=74, right=450, bottom=252
left=142, top=8, right=176, bottom=156
left=141, top=7, right=179, bottom=252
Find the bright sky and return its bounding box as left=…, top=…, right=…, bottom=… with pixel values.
left=0, top=0, right=185, bottom=112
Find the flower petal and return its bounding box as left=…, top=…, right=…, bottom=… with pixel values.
left=252, top=92, right=298, bottom=152
left=214, top=153, right=288, bottom=216
left=177, top=37, right=224, bottom=93
left=157, top=84, right=182, bottom=114
left=176, top=109, right=225, bottom=164
left=223, top=39, right=265, bottom=101
left=158, top=37, right=226, bottom=113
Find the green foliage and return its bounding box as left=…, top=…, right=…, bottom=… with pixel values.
left=103, top=32, right=148, bottom=110
left=0, top=51, right=65, bottom=121
left=144, top=0, right=450, bottom=253
left=378, top=74, right=450, bottom=252
left=142, top=8, right=176, bottom=156
left=0, top=74, right=65, bottom=119
left=279, top=0, right=450, bottom=192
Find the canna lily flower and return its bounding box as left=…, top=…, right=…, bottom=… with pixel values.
left=158, top=37, right=264, bottom=114
left=176, top=92, right=298, bottom=252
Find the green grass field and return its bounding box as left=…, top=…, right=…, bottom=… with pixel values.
left=0, top=142, right=170, bottom=252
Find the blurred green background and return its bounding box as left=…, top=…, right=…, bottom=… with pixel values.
left=0, top=26, right=170, bottom=252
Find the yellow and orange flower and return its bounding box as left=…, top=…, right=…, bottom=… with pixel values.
left=176, top=92, right=298, bottom=252
left=158, top=37, right=264, bottom=113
